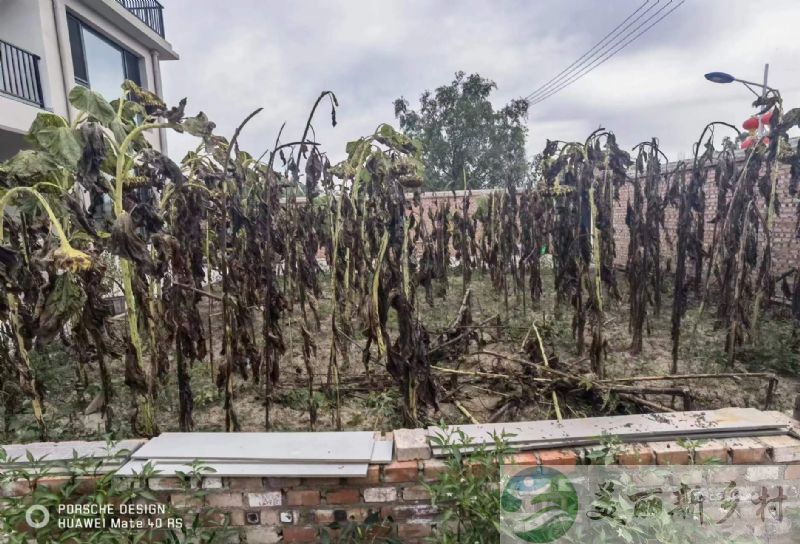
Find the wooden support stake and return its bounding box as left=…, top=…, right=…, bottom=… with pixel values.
left=764, top=376, right=778, bottom=410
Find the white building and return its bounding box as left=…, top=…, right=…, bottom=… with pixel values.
left=0, top=0, right=178, bottom=160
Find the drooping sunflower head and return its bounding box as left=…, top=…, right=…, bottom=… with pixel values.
left=53, top=245, right=93, bottom=273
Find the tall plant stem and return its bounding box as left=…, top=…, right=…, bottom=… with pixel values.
left=727, top=202, right=754, bottom=367
left=262, top=175, right=275, bottom=431
left=694, top=143, right=758, bottom=330
left=688, top=123, right=737, bottom=294
left=119, top=259, right=156, bottom=434
left=6, top=293, right=46, bottom=439
left=589, top=172, right=605, bottom=379
left=327, top=187, right=346, bottom=430
left=88, top=328, right=113, bottom=432
left=461, top=169, right=470, bottom=293
left=750, top=119, right=782, bottom=334
left=205, top=216, right=214, bottom=379
left=372, top=231, right=389, bottom=361
left=219, top=108, right=262, bottom=432
left=397, top=223, right=419, bottom=425
left=112, top=121, right=169, bottom=437
left=175, top=338, right=192, bottom=432
left=0, top=186, right=81, bottom=440
left=670, top=166, right=689, bottom=374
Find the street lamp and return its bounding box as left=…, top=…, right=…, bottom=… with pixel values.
left=705, top=64, right=777, bottom=150
left=704, top=64, right=773, bottom=98
left=704, top=71, right=735, bottom=84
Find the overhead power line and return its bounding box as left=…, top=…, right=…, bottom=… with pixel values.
left=529, top=0, right=684, bottom=106
left=524, top=0, right=655, bottom=103
left=526, top=0, right=685, bottom=107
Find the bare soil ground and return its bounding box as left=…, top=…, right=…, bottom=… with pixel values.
left=4, top=269, right=798, bottom=443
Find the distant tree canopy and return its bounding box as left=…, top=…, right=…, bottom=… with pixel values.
left=394, top=72, right=529, bottom=191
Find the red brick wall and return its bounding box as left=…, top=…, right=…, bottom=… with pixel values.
left=413, top=161, right=799, bottom=276
left=613, top=163, right=799, bottom=274
left=6, top=424, right=800, bottom=543
left=151, top=432, right=800, bottom=543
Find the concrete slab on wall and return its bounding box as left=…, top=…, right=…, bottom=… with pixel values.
left=116, top=460, right=368, bottom=478
left=132, top=432, right=376, bottom=463
left=429, top=408, right=788, bottom=453
left=0, top=439, right=145, bottom=463
left=370, top=440, right=393, bottom=464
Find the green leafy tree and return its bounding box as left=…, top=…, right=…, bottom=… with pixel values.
left=394, top=71, right=529, bottom=190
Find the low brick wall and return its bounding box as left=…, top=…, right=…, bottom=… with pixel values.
left=4, top=411, right=800, bottom=543
left=186, top=433, right=800, bottom=543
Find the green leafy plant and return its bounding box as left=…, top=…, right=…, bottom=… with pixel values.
left=584, top=433, right=623, bottom=466
left=425, top=424, right=516, bottom=544
left=676, top=437, right=724, bottom=465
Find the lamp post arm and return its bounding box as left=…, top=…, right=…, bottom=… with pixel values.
left=732, top=77, right=774, bottom=92
left=737, top=81, right=762, bottom=98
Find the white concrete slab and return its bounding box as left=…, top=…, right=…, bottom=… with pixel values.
left=115, top=460, right=368, bottom=478
left=429, top=408, right=789, bottom=454
left=1, top=439, right=145, bottom=463
left=131, top=432, right=375, bottom=463
left=431, top=428, right=790, bottom=456
left=370, top=441, right=393, bottom=464
left=429, top=408, right=785, bottom=444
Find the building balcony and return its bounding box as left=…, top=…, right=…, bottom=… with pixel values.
left=0, top=39, right=45, bottom=108
left=115, top=0, right=165, bottom=38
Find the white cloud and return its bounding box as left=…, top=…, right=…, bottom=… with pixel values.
left=160, top=0, right=800, bottom=166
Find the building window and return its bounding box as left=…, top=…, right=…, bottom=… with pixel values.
left=67, top=13, right=141, bottom=100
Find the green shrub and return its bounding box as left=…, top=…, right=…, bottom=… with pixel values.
left=425, top=425, right=515, bottom=543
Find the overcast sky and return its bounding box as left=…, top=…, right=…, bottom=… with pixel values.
left=160, top=0, right=800, bottom=165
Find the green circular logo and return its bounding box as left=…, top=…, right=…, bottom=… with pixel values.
left=500, top=465, right=579, bottom=543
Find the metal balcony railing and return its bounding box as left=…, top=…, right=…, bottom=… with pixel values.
left=0, top=39, right=45, bottom=108
left=116, top=0, right=165, bottom=37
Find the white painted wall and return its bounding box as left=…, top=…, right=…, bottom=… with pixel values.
left=0, top=96, right=41, bottom=135
left=0, top=0, right=54, bottom=134
left=1, top=0, right=176, bottom=152
left=0, top=1, right=47, bottom=58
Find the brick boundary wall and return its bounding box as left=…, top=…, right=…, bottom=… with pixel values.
left=611, top=161, right=800, bottom=274
left=410, top=155, right=799, bottom=276
left=4, top=412, right=800, bottom=543
left=304, top=159, right=800, bottom=276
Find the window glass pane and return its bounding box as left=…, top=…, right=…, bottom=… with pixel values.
left=66, top=15, right=87, bottom=84
left=81, top=27, right=124, bottom=100
left=123, top=51, right=141, bottom=86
